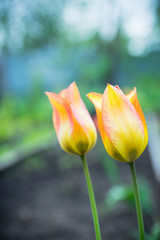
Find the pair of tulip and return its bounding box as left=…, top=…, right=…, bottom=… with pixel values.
left=45, top=82, right=148, bottom=161
left=45, top=82, right=148, bottom=240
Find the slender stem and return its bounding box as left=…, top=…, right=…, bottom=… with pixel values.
left=129, top=162, right=145, bottom=240
left=80, top=155, right=102, bottom=240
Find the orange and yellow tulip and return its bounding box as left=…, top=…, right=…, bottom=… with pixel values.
left=87, top=84, right=148, bottom=163
left=45, top=82, right=97, bottom=155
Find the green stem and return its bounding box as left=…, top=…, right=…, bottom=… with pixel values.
left=80, top=155, right=102, bottom=240
left=129, top=162, right=145, bottom=240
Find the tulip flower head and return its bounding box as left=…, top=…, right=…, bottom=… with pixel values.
left=87, top=84, right=148, bottom=163
left=45, top=82, right=97, bottom=155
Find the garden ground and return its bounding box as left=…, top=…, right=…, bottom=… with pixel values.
left=0, top=141, right=159, bottom=240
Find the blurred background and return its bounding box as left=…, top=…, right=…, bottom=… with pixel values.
left=0, top=0, right=160, bottom=239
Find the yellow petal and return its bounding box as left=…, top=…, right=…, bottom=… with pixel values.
left=126, top=88, right=148, bottom=149
left=102, top=84, right=145, bottom=162
left=45, top=91, right=77, bottom=154
left=65, top=82, right=97, bottom=154
left=87, top=92, right=126, bottom=162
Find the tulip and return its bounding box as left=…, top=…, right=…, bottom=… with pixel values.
left=87, top=83, right=148, bottom=240
left=45, top=82, right=97, bottom=156
left=87, top=84, right=148, bottom=163
left=45, top=82, right=101, bottom=240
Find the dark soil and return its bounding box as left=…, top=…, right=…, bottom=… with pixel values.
left=0, top=141, right=159, bottom=240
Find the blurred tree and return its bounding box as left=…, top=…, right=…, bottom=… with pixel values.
left=155, top=0, right=160, bottom=26
left=104, top=25, right=129, bottom=85
left=0, top=0, right=67, bottom=54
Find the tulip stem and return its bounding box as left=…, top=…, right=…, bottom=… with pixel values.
left=129, top=162, right=145, bottom=240
left=80, top=155, right=102, bottom=240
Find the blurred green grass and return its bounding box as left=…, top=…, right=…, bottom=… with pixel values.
left=0, top=89, right=53, bottom=159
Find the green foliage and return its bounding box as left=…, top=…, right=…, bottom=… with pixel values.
left=24, top=156, right=47, bottom=172
left=0, top=83, right=52, bottom=157
left=146, top=222, right=160, bottom=240
left=136, top=74, right=160, bottom=113
left=0, top=0, right=67, bottom=53
left=104, top=178, right=153, bottom=214
left=132, top=222, right=160, bottom=240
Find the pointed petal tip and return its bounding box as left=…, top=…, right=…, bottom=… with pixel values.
left=86, top=92, right=92, bottom=99
left=45, top=91, right=57, bottom=99
left=105, top=84, right=122, bottom=96
left=107, top=83, right=120, bottom=90
left=126, top=87, right=137, bottom=100
left=67, top=81, right=79, bottom=95
left=107, top=83, right=113, bottom=87
left=107, top=83, right=110, bottom=89
left=45, top=91, right=51, bottom=97
left=70, top=81, right=77, bottom=88
left=106, top=83, right=116, bottom=92
left=115, top=85, right=120, bottom=89
left=86, top=92, right=98, bottom=101
left=105, top=83, right=114, bottom=94
left=72, top=81, right=76, bottom=85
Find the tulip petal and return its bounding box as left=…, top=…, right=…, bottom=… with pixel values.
left=66, top=82, right=95, bottom=130
left=45, top=82, right=97, bottom=155
left=126, top=88, right=148, bottom=149
left=65, top=82, right=97, bottom=154
left=87, top=92, right=126, bottom=162
left=45, top=92, right=72, bottom=132
left=102, top=84, right=145, bottom=162
left=45, top=92, right=77, bottom=154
